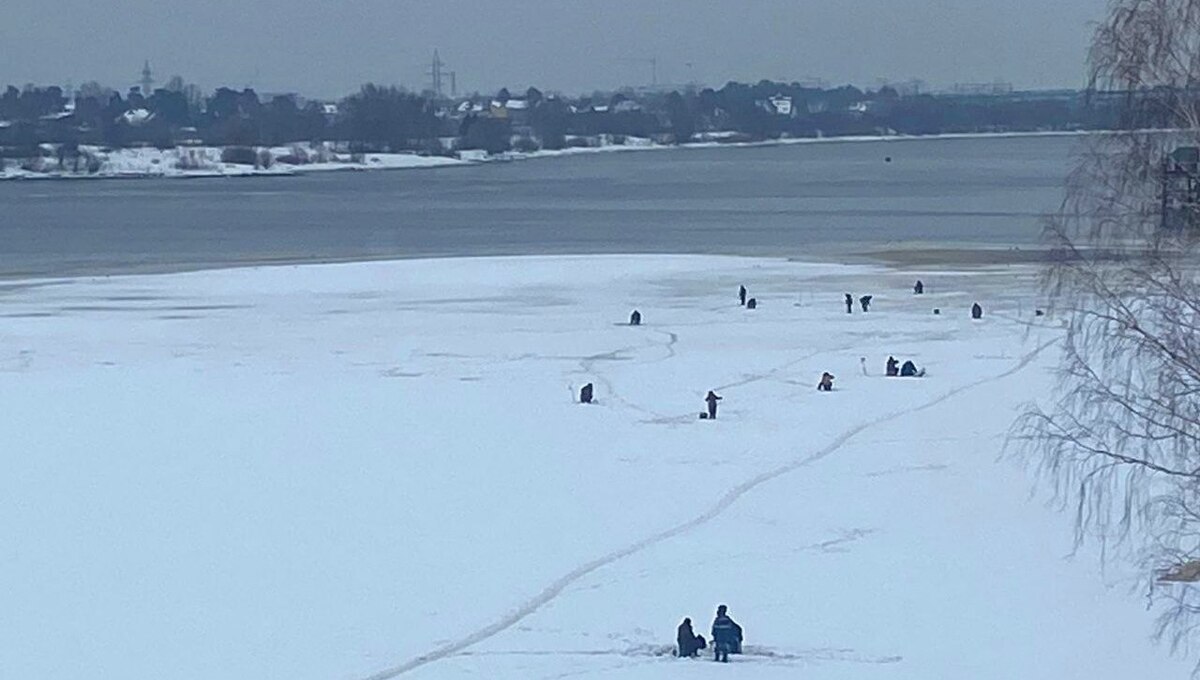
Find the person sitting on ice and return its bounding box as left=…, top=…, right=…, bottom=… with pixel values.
left=630, top=309, right=642, bottom=326
left=711, top=604, right=743, bottom=662
left=914, top=279, right=924, bottom=295
left=746, top=297, right=757, bottom=310
left=676, top=617, right=707, bottom=658
left=739, top=285, right=747, bottom=306
left=859, top=295, right=873, bottom=312
left=900, top=360, right=924, bottom=377
left=580, top=383, right=594, bottom=404
left=817, top=372, right=835, bottom=392
left=704, top=390, right=722, bottom=420
left=971, top=302, right=983, bottom=319
left=844, top=293, right=853, bottom=314
left=886, top=356, right=899, bottom=377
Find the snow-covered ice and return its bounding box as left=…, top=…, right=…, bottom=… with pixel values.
left=0, top=255, right=1187, bottom=680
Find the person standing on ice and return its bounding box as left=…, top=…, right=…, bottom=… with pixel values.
left=739, top=285, right=747, bottom=306
left=676, top=617, right=706, bottom=658
left=859, top=295, right=873, bottom=312
left=705, top=390, right=722, bottom=419
left=711, top=604, right=743, bottom=662
left=844, top=293, right=853, bottom=314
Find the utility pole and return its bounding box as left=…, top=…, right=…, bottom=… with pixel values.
left=449, top=71, right=457, bottom=98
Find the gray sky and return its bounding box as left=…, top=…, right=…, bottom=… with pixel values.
left=1, top=0, right=1107, bottom=98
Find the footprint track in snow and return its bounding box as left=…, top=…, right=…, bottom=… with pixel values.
left=359, top=336, right=1059, bottom=680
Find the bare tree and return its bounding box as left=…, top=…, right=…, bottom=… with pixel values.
left=1014, top=0, right=1200, bottom=661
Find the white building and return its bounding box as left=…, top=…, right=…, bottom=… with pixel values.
left=767, top=94, right=793, bottom=116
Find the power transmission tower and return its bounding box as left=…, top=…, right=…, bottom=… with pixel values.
left=140, top=60, right=154, bottom=95
left=428, top=50, right=446, bottom=99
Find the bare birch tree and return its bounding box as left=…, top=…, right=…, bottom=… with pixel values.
left=1015, top=0, right=1200, bottom=660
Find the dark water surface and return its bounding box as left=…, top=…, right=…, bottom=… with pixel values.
left=0, top=135, right=1073, bottom=278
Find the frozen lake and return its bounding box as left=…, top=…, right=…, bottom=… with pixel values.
left=0, top=135, right=1073, bottom=278
left=0, top=255, right=1187, bottom=680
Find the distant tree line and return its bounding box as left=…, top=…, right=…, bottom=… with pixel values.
left=0, top=76, right=1127, bottom=162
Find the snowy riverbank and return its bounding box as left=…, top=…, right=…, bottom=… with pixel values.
left=0, top=254, right=1187, bottom=680
left=0, top=129, right=1096, bottom=180
left=0, top=144, right=467, bottom=179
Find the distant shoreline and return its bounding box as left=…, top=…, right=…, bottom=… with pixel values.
left=0, top=128, right=1100, bottom=182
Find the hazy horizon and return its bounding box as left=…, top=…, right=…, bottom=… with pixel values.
left=2, top=0, right=1107, bottom=98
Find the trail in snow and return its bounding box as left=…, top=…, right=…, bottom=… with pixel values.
left=455, top=642, right=901, bottom=665
left=576, top=330, right=679, bottom=418
left=358, top=334, right=1060, bottom=680
left=713, top=339, right=860, bottom=392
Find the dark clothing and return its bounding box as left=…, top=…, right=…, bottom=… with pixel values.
left=705, top=391, right=722, bottom=419
left=860, top=295, right=873, bottom=312
left=711, top=614, right=743, bottom=662
left=971, top=303, right=983, bottom=319
left=900, top=361, right=918, bottom=377
left=580, top=383, right=594, bottom=404
left=738, top=286, right=747, bottom=306
left=914, top=280, right=924, bottom=295
left=714, top=641, right=730, bottom=662
left=845, top=293, right=853, bottom=314
left=746, top=298, right=757, bottom=310
left=630, top=310, right=642, bottom=326
left=818, top=372, right=834, bottom=392
left=886, top=357, right=899, bottom=377
left=677, top=620, right=705, bottom=658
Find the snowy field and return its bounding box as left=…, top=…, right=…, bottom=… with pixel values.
left=0, top=255, right=1188, bottom=680
left=0, top=145, right=467, bottom=180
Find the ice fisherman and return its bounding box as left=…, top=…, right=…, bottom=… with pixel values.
left=704, top=390, right=722, bottom=419
left=711, top=604, right=743, bottom=662
left=886, top=356, right=899, bottom=377
left=972, top=302, right=983, bottom=319
left=844, top=293, right=853, bottom=314
left=580, top=383, right=594, bottom=404
left=817, top=372, right=835, bottom=392
left=676, top=617, right=707, bottom=658
left=859, top=295, right=873, bottom=312
left=739, top=285, right=747, bottom=306
left=630, top=309, right=642, bottom=326
left=914, top=280, right=924, bottom=295
left=746, top=298, right=757, bottom=310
